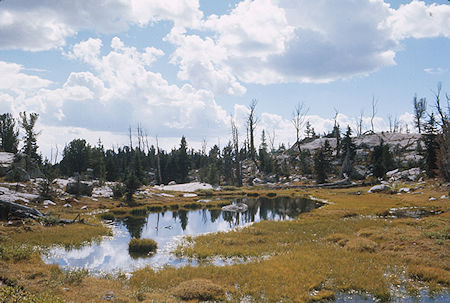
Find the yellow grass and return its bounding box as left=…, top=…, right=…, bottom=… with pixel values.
left=0, top=180, right=448, bottom=302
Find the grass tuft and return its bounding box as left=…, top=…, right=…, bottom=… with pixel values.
left=128, top=238, right=158, bottom=256
left=408, top=265, right=450, bottom=286
left=171, top=279, right=224, bottom=301
left=344, top=237, right=378, bottom=253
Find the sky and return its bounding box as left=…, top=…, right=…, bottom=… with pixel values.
left=0, top=0, right=449, bottom=159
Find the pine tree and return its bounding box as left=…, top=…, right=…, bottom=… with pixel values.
left=313, top=141, right=331, bottom=183
left=423, top=113, right=439, bottom=178
left=61, top=139, right=91, bottom=176
left=0, top=113, right=19, bottom=153
left=19, top=112, right=41, bottom=164
left=176, top=137, right=190, bottom=183
left=370, top=140, right=394, bottom=178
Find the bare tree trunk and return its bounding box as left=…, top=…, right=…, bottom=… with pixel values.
left=231, top=119, right=242, bottom=187
left=155, top=136, right=162, bottom=185
left=247, top=99, right=259, bottom=164
left=370, top=97, right=378, bottom=134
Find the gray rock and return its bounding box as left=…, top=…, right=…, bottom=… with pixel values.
left=368, top=184, right=391, bottom=193
left=66, top=181, right=93, bottom=196
left=43, top=200, right=56, bottom=206
left=5, top=167, right=30, bottom=182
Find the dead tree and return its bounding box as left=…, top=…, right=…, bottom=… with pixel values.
left=155, top=136, right=162, bottom=184
left=231, top=118, right=242, bottom=187
left=356, top=109, right=364, bottom=136
left=413, top=95, right=427, bottom=133
left=291, top=101, right=309, bottom=153
left=370, top=97, right=378, bottom=134
left=247, top=99, right=259, bottom=164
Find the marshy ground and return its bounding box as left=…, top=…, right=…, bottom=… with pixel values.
left=0, top=181, right=448, bottom=302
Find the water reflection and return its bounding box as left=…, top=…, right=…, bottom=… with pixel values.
left=43, top=197, right=322, bottom=273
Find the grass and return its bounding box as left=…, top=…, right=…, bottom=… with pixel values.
left=128, top=238, right=158, bottom=256
left=171, top=278, right=224, bottom=301
left=0, top=285, right=63, bottom=303
left=0, top=181, right=448, bottom=302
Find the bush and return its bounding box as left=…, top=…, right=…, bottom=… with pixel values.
left=128, top=238, right=157, bottom=256
left=171, top=279, right=224, bottom=301
left=111, top=183, right=125, bottom=199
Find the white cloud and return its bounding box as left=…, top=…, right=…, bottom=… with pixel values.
left=0, top=0, right=203, bottom=51
left=2, top=38, right=230, bottom=152
left=167, top=0, right=449, bottom=92
left=387, top=0, right=450, bottom=39
left=0, top=61, right=52, bottom=92
left=424, top=67, right=448, bottom=75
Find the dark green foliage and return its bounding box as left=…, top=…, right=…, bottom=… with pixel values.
left=19, top=112, right=41, bottom=164
left=61, top=139, right=91, bottom=176
left=313, top=141, right=332, bottom=183
left=0, top=113, right=19, bottom=153
left=112, top=183, right=125, bottom=199
left=423, top=113, right=439, bottom=178
left=370, top=140, right=394, bottom=178
left=124, top=169, right=139, bottom=204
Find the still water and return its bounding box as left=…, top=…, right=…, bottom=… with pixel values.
left=43, top=197, right=322, bottom=273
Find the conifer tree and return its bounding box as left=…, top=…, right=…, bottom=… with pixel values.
left=370, top=140, right=394, bottom=178
left=19, top=112, right=41, bottom=164
left=423, top=113, right=439, bottom=178
left=0, top=113, right=19, bottom=153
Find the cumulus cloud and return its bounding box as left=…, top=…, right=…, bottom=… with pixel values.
left=1, top=38, right=230, bottom=150
left=167, top=0, right=450, bottom=92
left=0, top=0, right=203, bottom=51
left=387, top=0, right=450, bottom=39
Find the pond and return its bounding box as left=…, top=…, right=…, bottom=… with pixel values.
left=43, top=196, right=323, bottom=274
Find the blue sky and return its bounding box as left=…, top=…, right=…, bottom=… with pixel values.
left=0, top=0, right=449, bottom=158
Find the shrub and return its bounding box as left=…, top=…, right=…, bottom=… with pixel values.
left=112, top=183, right=125, bottom=199
left=171, top=279, right=224, bottom=301
left=128, top=238, right=157, bottom=256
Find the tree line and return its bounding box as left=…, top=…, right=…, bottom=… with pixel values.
left=1, top=83, right=449, bottom=195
